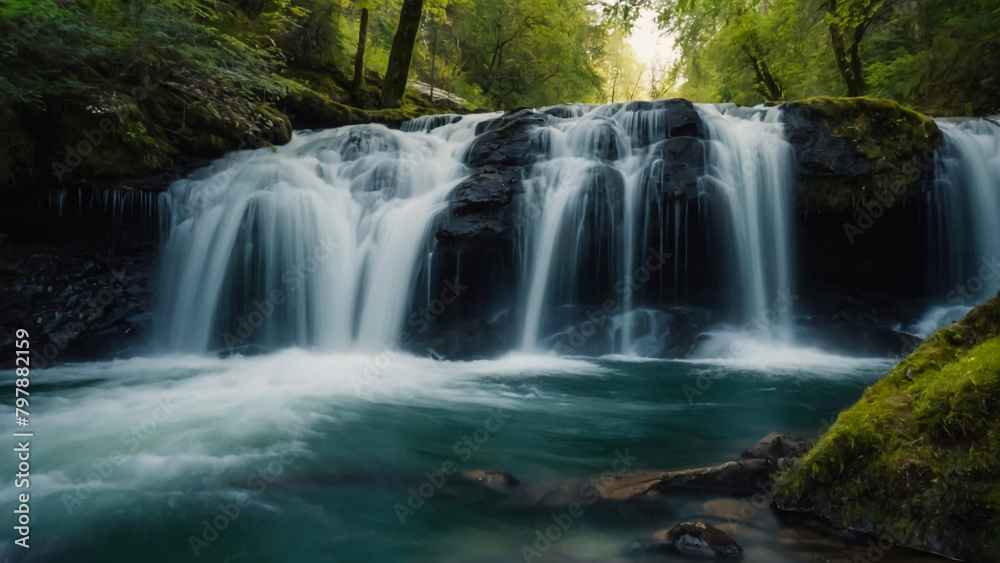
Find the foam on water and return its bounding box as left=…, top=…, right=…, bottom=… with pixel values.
left=686, top=329, right=894, bottom=372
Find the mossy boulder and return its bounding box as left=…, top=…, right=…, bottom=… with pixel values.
left=781, top=97, right=943, bottom=212
left=773, top=292, right=1000, bottom=561
left=281, top=70, right=458, bottom=131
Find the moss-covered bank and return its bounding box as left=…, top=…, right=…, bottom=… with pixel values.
left=773, top=293, right=1000, bottom=560
left=0, top=64, right=468, bottom=194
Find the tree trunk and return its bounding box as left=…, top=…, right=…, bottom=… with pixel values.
left=829, top=25, right=865, bottom=96
left=381, top=0, right=424, bottom=109
left=352, top=7, right=369, bottom=92
left=759, top=59, right=781, bottom=100
left=745, top=47, right=782, bottom=100
left=827, top=0, right=867, bottom=97
left=429, top=27, right=437, bottom=103
left=848, top=26, right=867, bottom=95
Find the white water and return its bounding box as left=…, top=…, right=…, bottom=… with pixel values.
left=518, top=103, right=795, bottom=353
left=698, top=104, right=795, bottom=339
left=158, top=103, right=800, bottom=356
left=158, top=113, right=499, bottom=352
left=931, top=118, right=1000, bottom=303
left=914, top=117, right=1000, bottom=335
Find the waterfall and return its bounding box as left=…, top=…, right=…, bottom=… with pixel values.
left=157, top=101, right=799, bottom=357
left=45, top=187, right=160, bottom=240
left=910, top=117, right=1000, bottom=336
left=158, top=114, right=498, bottom=352
left=518, top=103, right=795, bottom=354
left=698, top=104, right=795, bottom=340
left=931, top=118, right=1000, bottom=303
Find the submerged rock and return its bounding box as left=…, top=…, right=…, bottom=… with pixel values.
left=636, top=521, right=743, bottom=559
left=462, top=469, right=520, bottom=493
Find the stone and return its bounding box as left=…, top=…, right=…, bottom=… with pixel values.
left=741, top=432, right=812, bottom=469
left=462, top=469, right=520, bottom=493
left=464, top=109, right=552, bottom=168
left=435, top=166, right=525, bottom=249
left=640, top=521, right=743, bottom=558
left=593, top=459, right=771, bottom=500
left=644, top=135, right=706, bottom=198
left=623, top=98, right=705, bottom=140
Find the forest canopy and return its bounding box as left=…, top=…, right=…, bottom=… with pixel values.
left=3, top=0, right=998, bottom=119
left=606, top=0, right=1000, bottom=115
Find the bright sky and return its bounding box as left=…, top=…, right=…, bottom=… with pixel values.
left=625, top=9, right=677, bottom=69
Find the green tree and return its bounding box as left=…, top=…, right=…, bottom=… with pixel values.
left=822, top=0, right=898, bottom=96
left=381, top=0, right=424, bottom=108
left=353, top=0, right=371, bottom=91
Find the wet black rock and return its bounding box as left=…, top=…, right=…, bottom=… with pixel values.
left=580, top=118, right=624, bottom=162
left=624, top=98, right=705, bottom=140
left=465, top=109, right=553, bottom=168
left=645, top=136, right=707, bottom=198
left=782, top=103, right=870, bottom=179
left=436, top=166, right=526, bottom=248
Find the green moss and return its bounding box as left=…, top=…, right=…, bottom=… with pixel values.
left=774, top=293, right=1000, bottom=560
left=254, top=102, right=293, bottom=146
left=282, top=69, right=350, bottom=103
left=787, top=97, right=943, bottom=212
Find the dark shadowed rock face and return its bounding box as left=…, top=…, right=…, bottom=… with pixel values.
left=645, top=136, right=707, bottom=198
left=465, top=110, right=553, bottom=168
left=782, top=104, right=870, bottom=178
left=0, top=239, right=157, bottom=367
left=781, top=97, right=942, bottom=212
left=421, top=102, right=716, bottom=359
left=436, top=166, right=525, bottom=248
left=624, top=98, right=705, bottom=140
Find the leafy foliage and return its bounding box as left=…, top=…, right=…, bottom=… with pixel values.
left=606, top=0, right=1000, bottom=115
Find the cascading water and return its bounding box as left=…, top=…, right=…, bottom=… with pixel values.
left=158, top=113, right=499, bottom=352
left=518, top=103, right=795, bottom=355
left=697, top=104, right=795, bottom=340
left=931, top=118, right=1000, bottom=298
left=914, top=117, right=1000, bottom=336
left=157, top=101, right=800, bottom=357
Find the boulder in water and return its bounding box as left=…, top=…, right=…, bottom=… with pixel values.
left=436, top=166, right=525, bottom=248
left=635, top=521, right=743, bottom=558
left=465, top=109, right=552, bottom=167
left=741, top=432, right=812, bottom=469
left=624, top=98, right=704, bottom=139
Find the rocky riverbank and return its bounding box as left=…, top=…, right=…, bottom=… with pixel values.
left=451, top=432, right=952, bottom=561
left=0, top=237, right=158, bottom=367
